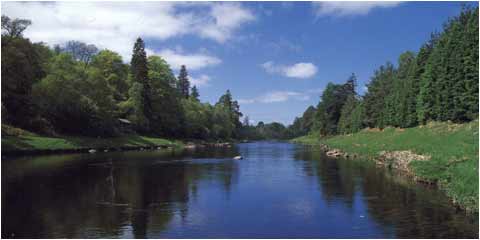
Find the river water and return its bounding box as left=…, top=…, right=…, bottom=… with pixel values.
left=2, top=142, right=478, bottom=238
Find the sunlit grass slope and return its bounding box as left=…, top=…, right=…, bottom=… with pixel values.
left=1, top=124, right=183, bottom=152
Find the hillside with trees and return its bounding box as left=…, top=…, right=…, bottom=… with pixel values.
left=295, top=6, right=478, bottom=138
left=1, top=15, right=247, bottom=141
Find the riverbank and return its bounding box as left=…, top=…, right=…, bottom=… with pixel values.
left=1, top=124, right=185, bottom=156
left=292, top=120, right=479, bottom=213
left=1, top=125, right=240, bottom=156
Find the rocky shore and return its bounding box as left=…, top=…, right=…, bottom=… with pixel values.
left=320, top=144, right=433, bottom=182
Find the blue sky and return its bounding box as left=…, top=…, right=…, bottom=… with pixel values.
left=3, top=1, right=477, bottom=125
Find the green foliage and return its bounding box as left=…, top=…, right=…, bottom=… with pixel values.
left=125, top=82, right=150, bottom=131
left=418, top=7, right=479, bottom=123
left=363, top=62, right=395, bottom=128
left=383, top=51, right=416, bottom=127
left=288, top=106, right=317, bottom=138
left=313, top=74, right=357, bottom=136
left=259, top=122, right=290, bottom=139
left=338, top=96, right=365, bottom=134
left=2, top=124, right=183, bottom=152
left=211, top=104, right=235, bottom=139
left=147, top=55, right=184, bottom=136
left=216, top=90, right=243, bottom=138
left=32, top=53, right=117, bottom=136
left=182, top=98, right=210, bottom=139
left=90, top=50, right=129, bottom=100
left=1, top=34, right=49, bottom=127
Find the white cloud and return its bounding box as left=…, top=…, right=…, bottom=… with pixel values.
left=238, top=91, right=310, bottom=104
left=190, top=75, right=211, bottom=87
left=261, top=61, right=318, bottom=79
left=198, top=2, right=256, bottom=43
left=284, top=63, right=318, bottom=78
left=313, top=1, right=401, bottom=17
left=2, top=2, right=254, bottom=60
left=153, top=49, right=221, bottom=70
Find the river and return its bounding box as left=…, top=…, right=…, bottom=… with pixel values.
left=2, top=142, right=478, bottom=238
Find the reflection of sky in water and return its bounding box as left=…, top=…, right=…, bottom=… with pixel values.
left=2, top=142, right=478, bottom=238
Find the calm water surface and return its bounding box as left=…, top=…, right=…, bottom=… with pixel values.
left=2, top=142, right=478, bottom=238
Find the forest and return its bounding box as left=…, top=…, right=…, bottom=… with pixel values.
left=1, top=14, right=307, bottom=141
left=2, top=15, right=245, bottom=140
left=292, top=6, right=478, bottom=138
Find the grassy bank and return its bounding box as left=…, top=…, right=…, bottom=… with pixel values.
left=293, top=120, right=479, bottom=212
left=2, top=125, right=184, bottom=154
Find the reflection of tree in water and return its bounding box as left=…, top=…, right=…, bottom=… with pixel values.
left=2, top=148, right=239, bottom=238
left=360, top=168, right=478, bottom=238
left=293, top=146, right=478, bottom=238
left=294, top=148, right=356, bottom=209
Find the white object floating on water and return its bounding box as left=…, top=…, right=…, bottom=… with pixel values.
left=88, top=149, right=97, bottom=154
left=233, top=156, right=243, bottom=160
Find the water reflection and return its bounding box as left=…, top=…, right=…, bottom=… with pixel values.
left=2, top=142, right=478, bottom=238
left=2, top=147, right=239, bottom=238
left=294, top=146, right=478, bottom=238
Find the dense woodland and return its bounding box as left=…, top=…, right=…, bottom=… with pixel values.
left=1, top=15, right=248, bottom=140
left=1, top=6, right=478, bottom=141
left=292, top=6, right=478, bottom=138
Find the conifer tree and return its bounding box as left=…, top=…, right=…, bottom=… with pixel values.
left=178, top=65, right=190, bottom=98
left=363, top=63, right=395, bottom=128
left=191, top=85, right=200, bottom=101
left=130, top=37, right=153, bottom=126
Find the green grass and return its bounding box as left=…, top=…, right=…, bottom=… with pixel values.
left=293, top=120, right=479, bottom=212
left=2, top=124, right=184, bottom=152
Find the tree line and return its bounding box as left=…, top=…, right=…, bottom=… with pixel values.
left=1, top=15, right=244, bottom=140
left=297, top=6, right=478, bottom=137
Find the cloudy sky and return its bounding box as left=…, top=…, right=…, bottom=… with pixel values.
left=2, top=1, right=475, bottom=124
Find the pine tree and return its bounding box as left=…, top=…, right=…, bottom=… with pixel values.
left=216, top=90, right=243, bottom=137
left=190, top=85, right=200, bottom=101
left=218, top=90, right=233, bottom=109
left=363, top=63, right=395, bottom=128
left=417, top=7, right=478, bottom=123
left=405, top=37, right=436, bottom=127
left=130, top=37, right=152, bottom=126
left=383, top=51, right=415, bottom=127
left=178, top=65, right=190, bottom=98
left=344, top=73, right=357, bottom=96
